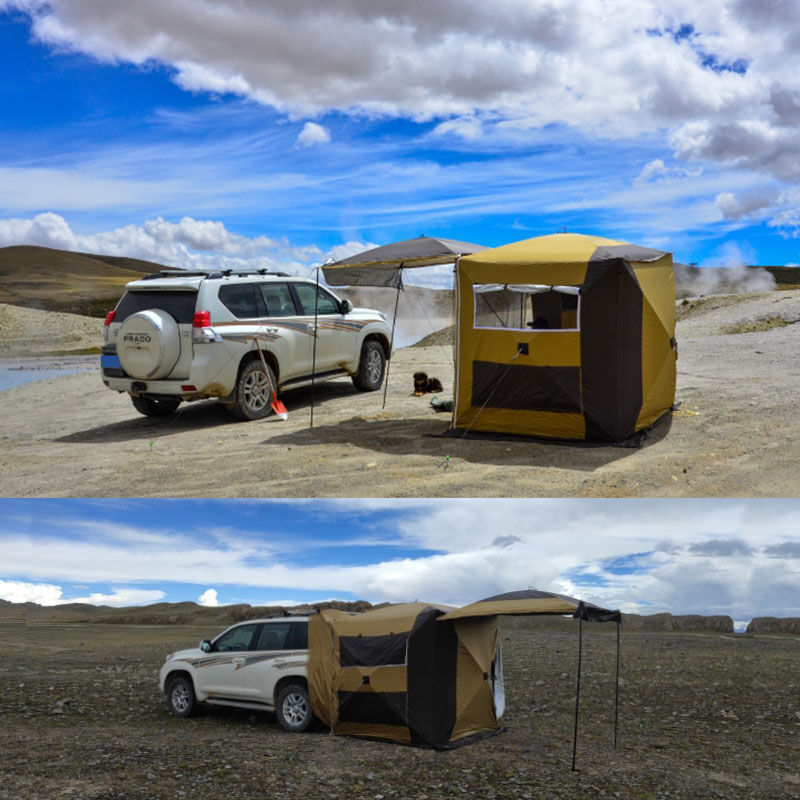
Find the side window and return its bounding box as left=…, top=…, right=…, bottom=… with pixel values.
left=473, top=285, right=581, bottom=331
left=258, top=283, right=297, bottom=317
left=254, top=622, right=292, bottom=651
left=212, top=624, right=259, bottom=652
left=294, top=284, right=341, bottom=316
left=289, top=621, right=309, bottom=649
left=218, top=284, right=264, bottom=319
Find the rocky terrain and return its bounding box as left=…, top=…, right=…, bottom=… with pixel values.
left=4, top=599, right=776, bottom=636
left=1, top=619, right=798, bottom=800
left=746, top=617, right=800, bottom=634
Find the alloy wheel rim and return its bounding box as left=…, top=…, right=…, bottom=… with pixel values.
left=283, top=693, right=308, bottom=725
left=365, top=350, right=382, bottom=383
left=244, top=371, right=269, bottom=410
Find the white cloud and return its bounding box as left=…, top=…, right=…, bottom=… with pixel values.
left=0, top=579, right=64, bottom=605
left=432, top=117, right=483, bottom=141
left=64, top=588, right=166, bottom=607
left=2, top=500, right=799, bottom=619
left=634, top=159, right=703, bottom=187
left=0, top=212, right=321, bottom=275
left=715, top=187, right=781, bottom=220
left=198, top=588, right=219, bottom=607
left=3, top=0, right=796, bottom=150
left=296, top=122, right=331, bottom=147
left=2, top=0, right=800, bottom=239
left=768, top=207, right=800, bottom=239
left=0, top=579, right=164, bottom=607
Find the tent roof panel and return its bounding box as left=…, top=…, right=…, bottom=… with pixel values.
left=438, top=589, right=621, bottom=622
left=323, top=236, right=486, bottom=287
left=461, top=233, right=669, bottom=269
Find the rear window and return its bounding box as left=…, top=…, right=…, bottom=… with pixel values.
left=114, top=289, right=197, bottom=324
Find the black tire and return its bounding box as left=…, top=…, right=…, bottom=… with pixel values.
left=276, top=684, right=313, bottom=733
left=166, top=675, right=198, bottom=718
left=351, top=340, right=386, bottom=392
left=230, top=359, right=277, bottom=420
left=131, top=396, right=181, bottom=417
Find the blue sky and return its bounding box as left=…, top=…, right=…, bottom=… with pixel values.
left=1, top=1, right=800, bottom=283
left=2, top=499, right=799, bottom=627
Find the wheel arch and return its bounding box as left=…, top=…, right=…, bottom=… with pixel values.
left=164, top=668, right=195, bottom=694
left=363, top=332, right=391, bottom=361
left=273, top=674, right=308, bottom=706
left=237, top=347, right=280, bottom=382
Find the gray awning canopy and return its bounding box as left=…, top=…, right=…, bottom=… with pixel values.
left=322, top=235, right=487, bottom=287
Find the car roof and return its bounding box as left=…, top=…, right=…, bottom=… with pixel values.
left=124, top=270, right=316, bottom=291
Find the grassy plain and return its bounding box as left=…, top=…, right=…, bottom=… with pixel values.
left=1, top=620, right=798, bottom=800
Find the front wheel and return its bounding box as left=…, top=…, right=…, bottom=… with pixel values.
left=166, top=675, right=198, bottom=718
left=230, top=359, right=277, bottom=420
left=351, top=340, right=386, bottom=392
left=131, top=396, right=181, bottom=417
left=276, top=684, right=313, bottom=732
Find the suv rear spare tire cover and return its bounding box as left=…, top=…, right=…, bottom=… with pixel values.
left=117, top=309, right=181, bottom=380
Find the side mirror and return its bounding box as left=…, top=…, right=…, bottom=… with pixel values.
left=340, top=299, right=353, bottom=314
left=200, top=640, right=211, bottom=652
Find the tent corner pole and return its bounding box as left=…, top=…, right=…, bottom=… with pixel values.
left=382, top=268, right=402, bottom=410
left=571, top=615, right=583, bottom=772
left=309, top=266, right=320, bottom=430
left=614, top=619, right=620, bottom=750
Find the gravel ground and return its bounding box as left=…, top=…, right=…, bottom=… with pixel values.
left=1, top=620, right=798, bottom=800
left=1, top=291, right=799, bottom=497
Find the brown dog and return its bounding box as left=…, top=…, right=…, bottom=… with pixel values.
left=413, top=371, right=443, bottom=396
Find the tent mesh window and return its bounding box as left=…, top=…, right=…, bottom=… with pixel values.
left=473, top=285, right=580, bottom=332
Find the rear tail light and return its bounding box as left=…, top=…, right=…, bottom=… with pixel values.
left=192, top=310, right=219, bottom=344
left=102, top=310, right=115, bottom=344
left=193, top=311, right=211, bottom=328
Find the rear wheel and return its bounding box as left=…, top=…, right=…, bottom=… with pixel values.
left=276, top=684, right=313, bottom=732
left=131, top=396, right=181, bottom=417
left=166, top=676, right=197, bottom=718
left=230, top=359, right=276, bottom=420
left=351, top=340, right=386, bottom=392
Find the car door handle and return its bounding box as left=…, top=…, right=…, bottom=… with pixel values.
left=233, top=657, right=245, bottom=666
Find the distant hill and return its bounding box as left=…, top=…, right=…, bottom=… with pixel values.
left=0, top=598, right=375, bottom=624
left=0, top=245, right=167, bottom=317
left=1, top=243, right=796, bottom=321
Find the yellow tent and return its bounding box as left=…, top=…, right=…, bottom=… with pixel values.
left=453, top=233, right=676, bottom=443
left=307, top=590, right=621, bottom=750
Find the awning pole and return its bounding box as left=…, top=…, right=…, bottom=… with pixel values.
left=382, top=268, right=402, bottom=409
left=571, top=616, right=583, bottom=772
left=614, top=619, right=620, bottom=749
left=309, top=266, right=321, bottom=430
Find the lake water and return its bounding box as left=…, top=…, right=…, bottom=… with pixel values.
left=0, top=356, right=97, bottom=392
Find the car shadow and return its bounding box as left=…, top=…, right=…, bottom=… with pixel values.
left=54, top=382, right=370, bottom=444
left=264, top=411, right=673, bottom=472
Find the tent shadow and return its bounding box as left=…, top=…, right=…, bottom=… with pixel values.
left=265, top=411, right=672, bottom=472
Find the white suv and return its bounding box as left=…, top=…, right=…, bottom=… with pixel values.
left=101, top=269, right=392, bottom=419
left=159, top=617, right=313, bottom=732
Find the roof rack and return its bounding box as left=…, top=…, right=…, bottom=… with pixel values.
left=139, top=268, right=291, bottom=280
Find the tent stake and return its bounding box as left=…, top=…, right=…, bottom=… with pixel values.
left=614, top=620, right=620, bottom=749
left=382, top=269, right=403, bottom=409
left=571, top=616, right=583, bottom=772
left=309, top=266, right=321, bottom=430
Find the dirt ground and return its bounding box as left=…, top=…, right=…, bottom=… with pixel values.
left=1, top=290, right=799, bottom=498
left=1, top=620, right=798, bottom=800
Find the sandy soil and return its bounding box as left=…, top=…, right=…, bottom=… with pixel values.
left=1, top=291, right=799, bottom=498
